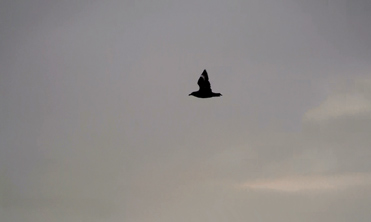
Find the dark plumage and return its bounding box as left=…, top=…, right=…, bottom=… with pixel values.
left=189, top=69, right=222, bottom=98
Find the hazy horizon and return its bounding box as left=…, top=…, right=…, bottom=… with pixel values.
left=1, top=1, right=371, bottom=221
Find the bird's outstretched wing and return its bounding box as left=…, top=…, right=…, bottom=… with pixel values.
left=197, top=70, right=212, bottom=92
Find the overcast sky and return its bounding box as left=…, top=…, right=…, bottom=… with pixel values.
left=1, top=0, right=371, bottom=221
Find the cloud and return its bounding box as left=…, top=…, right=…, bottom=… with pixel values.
left=238, top=173, right=371, bottom=193
left=232, top=78, right=371, bottom=195
left=304, top=78, right=371, bottom=122
left=304, top=94, right=371, bottom=122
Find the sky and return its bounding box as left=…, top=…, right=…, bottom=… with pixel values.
left=1, top=0, right=371, bottom=221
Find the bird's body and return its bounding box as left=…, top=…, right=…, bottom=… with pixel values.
left=189, top=70, right=222, bottom=98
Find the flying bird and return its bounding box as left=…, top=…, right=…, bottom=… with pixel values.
left=189, top=70, right=222, bottom=98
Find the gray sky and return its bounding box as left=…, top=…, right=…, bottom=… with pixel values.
left=1, top=0, right=371, bottom=221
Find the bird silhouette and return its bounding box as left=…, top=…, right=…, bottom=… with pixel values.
left=189, top=69, right=222, bottom=98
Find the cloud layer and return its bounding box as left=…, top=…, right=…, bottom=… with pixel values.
left=1, top=1, right=371, bottom=222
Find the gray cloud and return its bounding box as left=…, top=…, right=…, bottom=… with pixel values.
left=1, top=0, right=371, bottom=221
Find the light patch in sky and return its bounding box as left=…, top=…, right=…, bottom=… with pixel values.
left=238, top=173, right=371, bottom=193
left=304, top=94, right=371, bottom=121
left=304, top=78, right=371, bottom=122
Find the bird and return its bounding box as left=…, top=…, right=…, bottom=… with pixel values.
left=189, top=69, right=222, bottom=98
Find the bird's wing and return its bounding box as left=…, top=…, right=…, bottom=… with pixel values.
left=197, top=70, right=212, bottom=92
